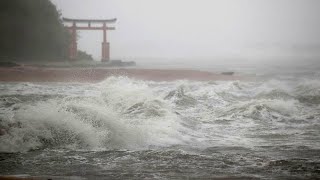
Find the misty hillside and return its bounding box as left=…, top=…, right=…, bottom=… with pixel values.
left=0, top=0, right=69, bottom=61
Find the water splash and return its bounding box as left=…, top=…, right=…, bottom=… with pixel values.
left=0, top=76, right=319, bottom=152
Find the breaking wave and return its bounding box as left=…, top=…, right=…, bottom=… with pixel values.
left=0, top=76, right=319, bottom=152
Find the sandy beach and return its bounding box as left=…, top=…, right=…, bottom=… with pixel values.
left=0, top=67, right=248, bottom=82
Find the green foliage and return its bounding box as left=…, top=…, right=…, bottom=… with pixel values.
left=0, top=0, right=70, bottom=61
left=77, top=50, right=93, bottom=61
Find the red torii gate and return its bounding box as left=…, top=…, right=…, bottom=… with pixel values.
left=63, top=18, right=116, bottom=62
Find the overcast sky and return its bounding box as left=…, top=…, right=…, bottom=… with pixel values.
left=50, top=0, right=320, bottom=60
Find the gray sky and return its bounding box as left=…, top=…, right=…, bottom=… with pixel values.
left=50, top=0, right=320, bottom=60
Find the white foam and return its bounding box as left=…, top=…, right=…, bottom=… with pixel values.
left=1, top=76, right=319, bottom=152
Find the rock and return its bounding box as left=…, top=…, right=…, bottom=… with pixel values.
left=0, top=61, right=20, bottom=67
left=221, top=72, right=234, bottom=75
left=0, top=128, right=7, bottom=136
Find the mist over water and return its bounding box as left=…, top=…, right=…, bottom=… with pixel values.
left=0, top=62, right=319, bottom=179
left=134, top=57, right=320, bottom=76
left=51, top=0, right=320, bottom=60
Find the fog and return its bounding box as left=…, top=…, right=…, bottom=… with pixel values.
left=50, top=0, right=320, bottom=62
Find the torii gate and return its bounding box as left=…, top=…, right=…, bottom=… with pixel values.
left=63, top=18, right=116, bottom=62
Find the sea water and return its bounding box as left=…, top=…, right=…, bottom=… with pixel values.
left=0, top=60, right=319, bottom=179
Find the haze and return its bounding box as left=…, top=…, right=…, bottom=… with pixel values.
left=50, top=0, right=320, bottom=62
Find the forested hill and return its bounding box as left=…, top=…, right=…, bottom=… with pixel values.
left=0, top=0, right=69, bottom=61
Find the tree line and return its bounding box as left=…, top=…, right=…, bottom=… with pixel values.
left=0, top=0, right=70, bottom=61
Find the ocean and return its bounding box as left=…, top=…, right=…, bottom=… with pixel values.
left=0, top=59, right=320, bottom=179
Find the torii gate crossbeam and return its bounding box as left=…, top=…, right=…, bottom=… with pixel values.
left=63, top=18, right=116, bottom=62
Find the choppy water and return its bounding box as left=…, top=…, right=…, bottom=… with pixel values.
left=0, top=72, right=320, bottom=179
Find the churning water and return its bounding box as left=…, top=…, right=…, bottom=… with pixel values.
left=0, top=66, right=320, bottom=179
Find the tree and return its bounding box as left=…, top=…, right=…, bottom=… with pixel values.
left=0, top=0, right=70, bottom=61
left=77, top=50, right=93, bottom=61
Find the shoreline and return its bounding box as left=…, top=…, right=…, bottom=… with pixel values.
left=0, top=67, right=251, bottom=83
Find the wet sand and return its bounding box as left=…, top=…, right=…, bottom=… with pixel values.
left=0, top=67, right=248, bottom=82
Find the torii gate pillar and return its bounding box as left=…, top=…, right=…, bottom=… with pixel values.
left=101, top=23, right=110, bottom=62
left=69, top=22, right=78, bottom=60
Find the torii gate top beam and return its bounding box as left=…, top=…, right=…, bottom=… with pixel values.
left=63, top=18, right=117, bottom=24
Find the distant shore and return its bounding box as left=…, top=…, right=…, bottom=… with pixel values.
left=0, top=66, right=250, bottom=82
